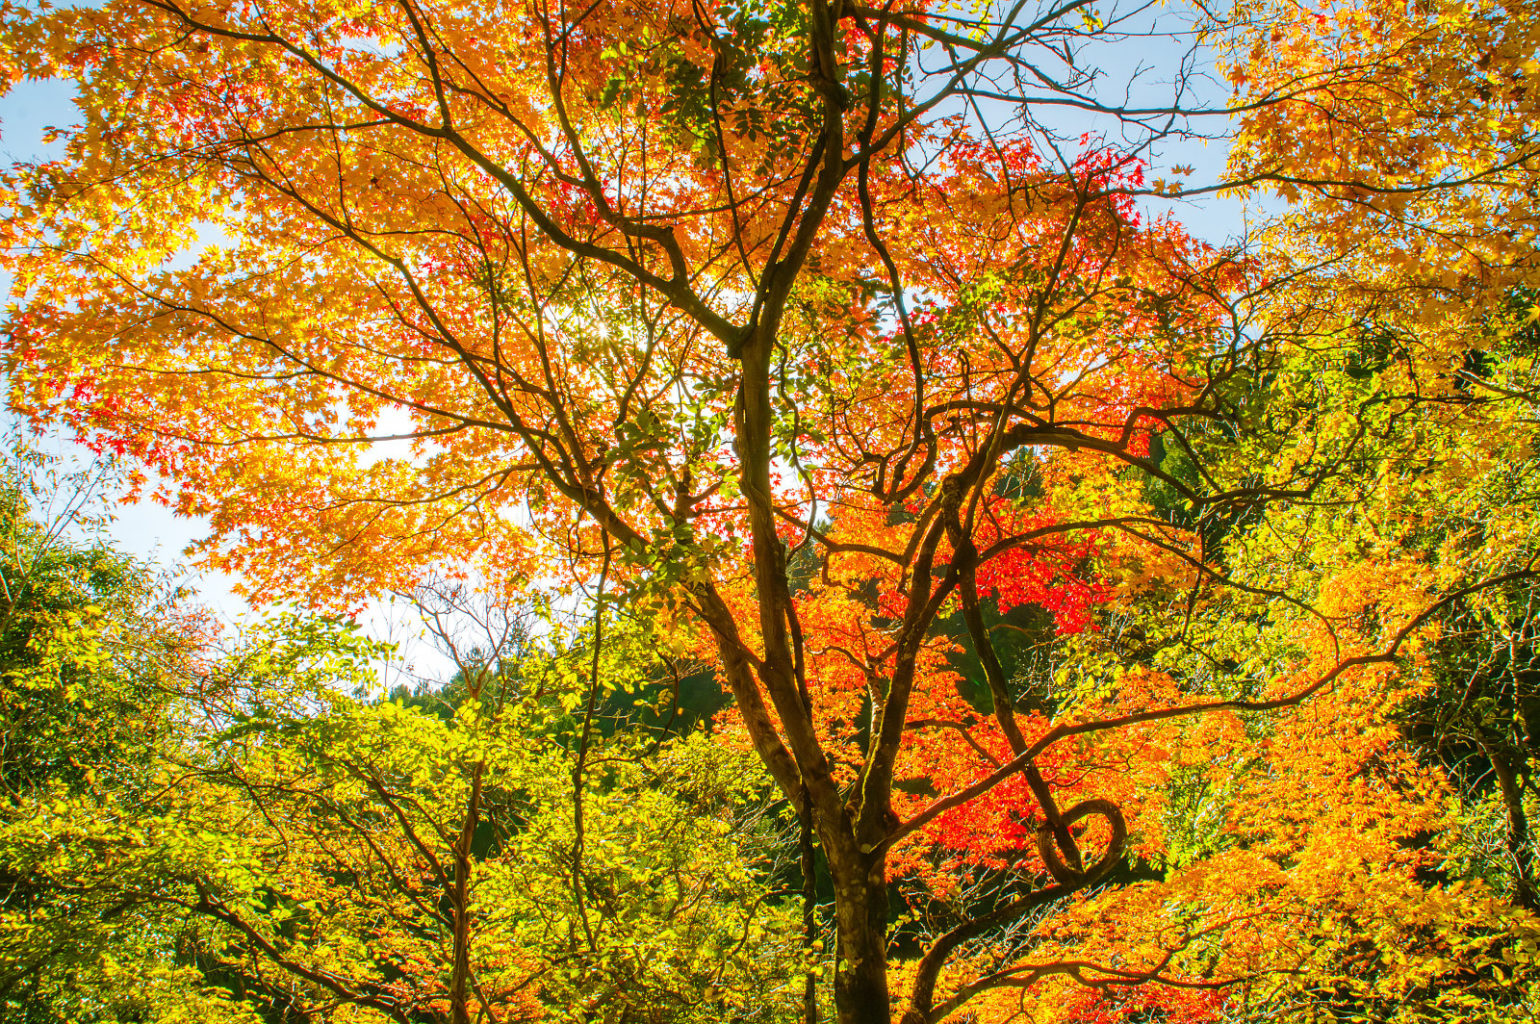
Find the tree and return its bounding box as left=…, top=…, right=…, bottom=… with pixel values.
left=0, top=443, right=254, bottom=1022
left=179, top=610, right=806, bottom=1024
left=1226, top=0, right=1539, bottom=347
left=4, top=1, right=1539, bottom=1021
left=3, top=562, right=806, bottom=1023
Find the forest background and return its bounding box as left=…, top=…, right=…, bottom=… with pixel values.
left=1, top=2, right=1539, bottom=1024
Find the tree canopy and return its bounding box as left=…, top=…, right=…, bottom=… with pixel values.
left=2, top=1, right=1539, bottom=1022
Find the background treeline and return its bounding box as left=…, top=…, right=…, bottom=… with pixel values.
left=0, top=447, right=808, bottom=1024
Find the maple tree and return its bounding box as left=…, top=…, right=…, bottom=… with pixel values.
left=4, top=0, right=1540, bottom=1022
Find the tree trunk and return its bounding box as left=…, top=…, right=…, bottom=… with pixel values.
left=1483, top=739, right=1537, bottom=910
left=828, top=848, right=891, bottom=1024
left=449, top=763, right=484, bottom=1024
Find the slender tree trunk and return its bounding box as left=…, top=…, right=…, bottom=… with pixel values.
left=801, top=789, right=821, bottom=1024
left=449, top=762, right=484, bottom=1024
left=1482, top=738, right=1536, bottom=910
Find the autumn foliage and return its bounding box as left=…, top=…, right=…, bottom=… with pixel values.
left=3, top=1, right=1540, bottom=1022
